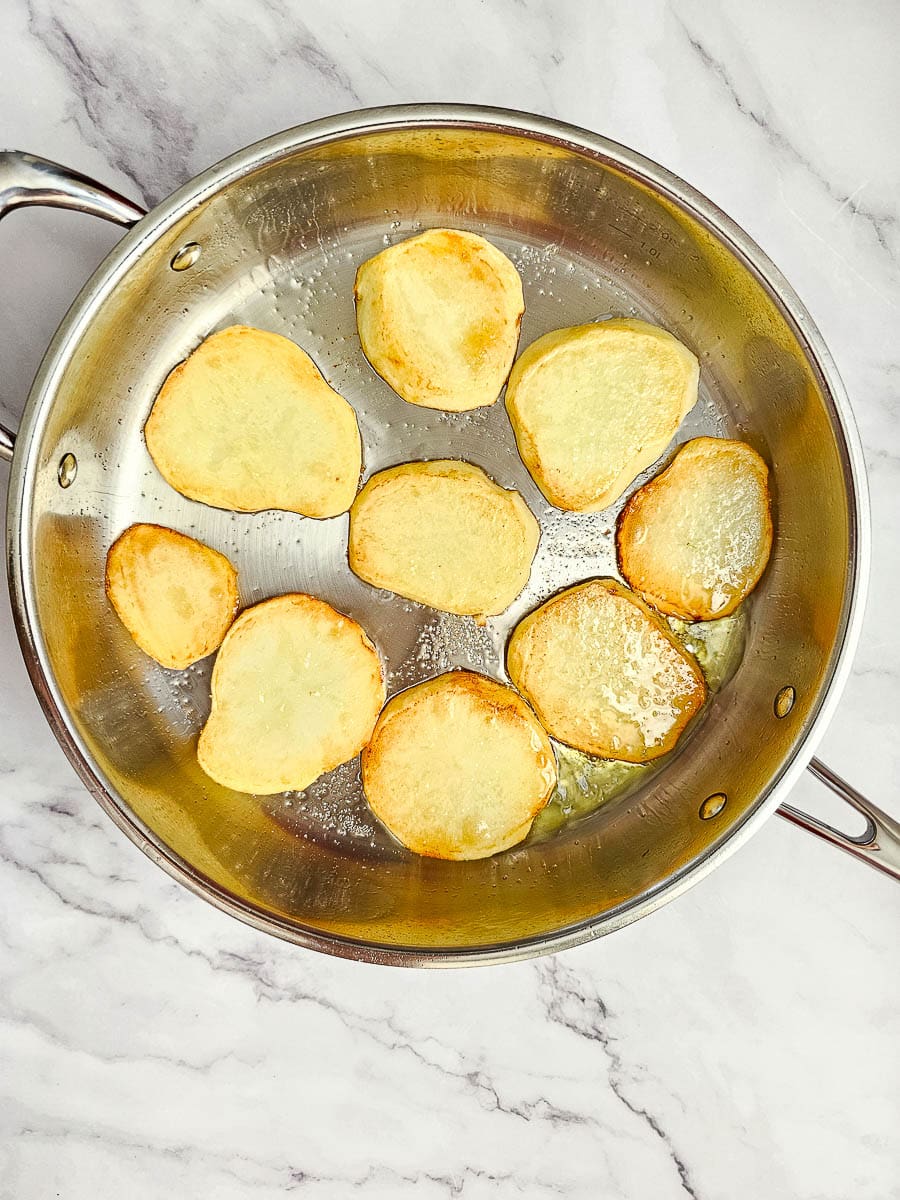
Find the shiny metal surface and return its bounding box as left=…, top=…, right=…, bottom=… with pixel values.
left=2, top=107, right=876, bottom=965
left=169, top=241, right=202, bottom=272
left=0, top=150, right=145, bottom=225
left=779, top=759, right=900, bottom=881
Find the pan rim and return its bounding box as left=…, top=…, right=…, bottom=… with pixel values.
left=4, top=103, right=870, bottom=966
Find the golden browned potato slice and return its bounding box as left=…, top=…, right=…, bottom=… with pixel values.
left=617, top=437, right=773, bottom=621
left=198, top=594, right=385, bottom=794
left=361, top=670, right=557, bottom=860
left=105, top=523, right=238, bottom=669
left=505, top=318, right=699, bottom=511
left=145, top=325, right=362, bottom=517
left=506, top=579, right=706, bottom=762
left=348, top=460, right=539, bottom=617
left=354, top=229, right=524, bottom=411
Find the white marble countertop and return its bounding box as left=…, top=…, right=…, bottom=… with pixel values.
left=1, top=2, right=898, bottom=1197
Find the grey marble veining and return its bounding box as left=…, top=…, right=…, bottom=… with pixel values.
left=1, top=1, right=899, bottom=1197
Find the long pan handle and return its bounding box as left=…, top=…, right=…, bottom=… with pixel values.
left=0, top=150, right=146, bottom=462
left=778, top=759, right=900, bottom=881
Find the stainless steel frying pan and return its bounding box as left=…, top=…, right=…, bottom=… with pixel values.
left=2, top=106, right=897, bottom=967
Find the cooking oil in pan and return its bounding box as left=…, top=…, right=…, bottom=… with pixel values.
left=530, top=609, right=746, bottom=842
left=102, top=217, right=751, bottom=860
left=264, top=605, right=746, bottom=856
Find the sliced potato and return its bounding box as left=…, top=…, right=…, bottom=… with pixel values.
left=506, top=579, right=706, bottom=762
left=145, top=325, right=361, bottom=517
left=354, top=228, right=524, bottom=411
left=505, top=318, right=699, bottom=511
left=105, top=523, right=238, bottom=669
left=198, top=594, right=385, bottom=794
left=617, top=437, right=773, bottom=620
left=348, top=460, right=539, bottom=617
left=361, top=671, right=557, bottom=860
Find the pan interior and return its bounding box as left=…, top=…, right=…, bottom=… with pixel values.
left=18, top=122, right=853, bottom=955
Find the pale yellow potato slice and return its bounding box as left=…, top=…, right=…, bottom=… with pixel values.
left=145, top=325, right=362, bottom=517
left=198, top=594, right=385, bottom=795
left=617, top=437, right=773, bottom=620
left=507, top=579, right=706, bottom=763
left=505, top=318, right=699, bottom=511
left=348, top=460, right=539, bottom=617
left=361, top=671, right=557, bottom=860
left=354, top=228, right=524, bottom=410
left=105, top=523, right=238, bottom=670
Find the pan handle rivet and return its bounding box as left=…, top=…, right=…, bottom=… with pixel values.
left=57, top=452, right=77, bottom=488
left=774, top=686, right=795, bottom=718
left=170, top=242, right=201, bottom=271
left=699, top=792, right=727, bottom=820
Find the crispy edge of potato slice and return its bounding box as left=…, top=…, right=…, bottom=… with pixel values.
left=505, top=318, right=699, bottom=512
left=105, top=522, right=239, bottom=670
left=144, top=325, right=362, bottom=517
left=347, top=459, right=540, bottom=616
left=506, top=578, right=707, bottom=763
left=197, top=593, right=385, bottom=795
left=360, top=669, right=557, bottom=860
left=354, top=228, right=525, bottom=411
left=617, top=437, right=774, bottom=621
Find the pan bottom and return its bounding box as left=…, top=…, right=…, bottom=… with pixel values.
left=71, top=217, right=749, bottom=864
